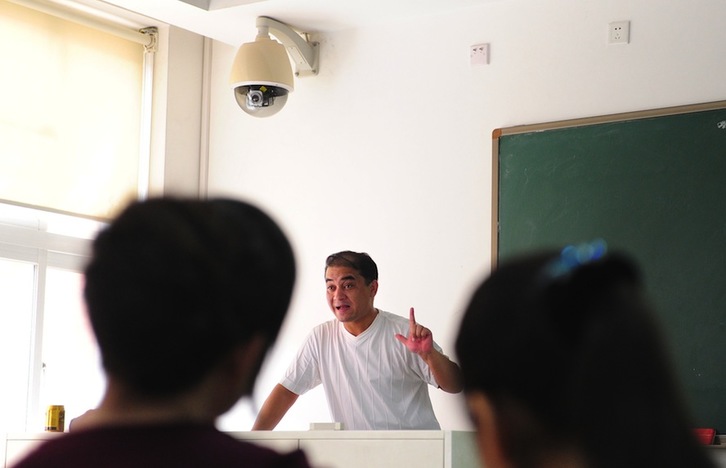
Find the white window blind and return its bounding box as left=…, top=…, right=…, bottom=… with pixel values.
left=0, top=0, right=155, bottom=219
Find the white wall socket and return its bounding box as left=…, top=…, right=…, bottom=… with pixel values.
left=608, top=21, right=630, bottom=44
left=470, top=43, right=490, bottom=65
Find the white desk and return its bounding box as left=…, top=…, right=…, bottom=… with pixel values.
left=3, top=430, right=480, bottom=468
left=7, top=431, right=724, bottom=468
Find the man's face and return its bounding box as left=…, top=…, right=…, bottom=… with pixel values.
left=325, top=265, right=377, bottom=325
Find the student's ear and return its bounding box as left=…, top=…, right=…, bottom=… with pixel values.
left=227, top=334, right=268, bottom=396
left=467, top=392, right=512, bottom=468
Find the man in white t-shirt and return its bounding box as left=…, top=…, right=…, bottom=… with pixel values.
left=252, top=251, right=463, bottom=430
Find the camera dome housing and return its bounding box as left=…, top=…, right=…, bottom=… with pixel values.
left=229, top=34, right=294, bottom=118
left=230, top=17, right=319, bottom=118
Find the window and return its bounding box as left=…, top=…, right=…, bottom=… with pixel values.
left=0, top=0, right=156, bottom=431
left=0, top=203, right=106, bottom=432
left=0, top=259, right=36, bottom=430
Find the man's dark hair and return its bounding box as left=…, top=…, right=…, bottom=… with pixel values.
left=84, top=197, right=295, bottom=397
left=325, top=251, right=378, bottom=284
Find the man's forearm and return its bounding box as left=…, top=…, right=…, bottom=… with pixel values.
left=252, top=383, right=299, bottom=430
left=421, top=349, right=464, bottom=394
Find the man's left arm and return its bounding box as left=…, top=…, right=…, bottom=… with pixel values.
left=394, top=307, right=463, bottom=394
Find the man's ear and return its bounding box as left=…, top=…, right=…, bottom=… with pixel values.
left=467, top=392, right=512, bottom=468
left=369, top=279, right=378, bottom=297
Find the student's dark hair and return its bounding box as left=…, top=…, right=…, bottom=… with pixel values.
left=84, top=197, right=295, bottom=397
left=325, top=250, right=378, bottom=284
left=455, top=249, right=714, bottom=468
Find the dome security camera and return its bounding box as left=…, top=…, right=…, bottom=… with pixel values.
left=233, top=84, right=289, bottom=118
left=230, top=17, right=319, bottom=118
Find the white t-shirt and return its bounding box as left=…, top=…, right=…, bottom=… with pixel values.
left=281, top=310, right=442, bottom=430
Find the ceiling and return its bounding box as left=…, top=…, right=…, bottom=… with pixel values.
left=98, top=0, right=498, bottom=46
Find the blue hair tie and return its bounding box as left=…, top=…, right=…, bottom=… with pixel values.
left=545, top=239, right=608, bottom=279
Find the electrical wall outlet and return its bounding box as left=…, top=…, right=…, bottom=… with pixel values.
left=608, top=21, right=630, bottom=44
left=470, top=43, right=490, bottom=65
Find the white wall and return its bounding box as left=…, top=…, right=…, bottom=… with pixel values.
left=149, top=26, right=207, bottom=198
left=206, top=0, right=726, bottom=431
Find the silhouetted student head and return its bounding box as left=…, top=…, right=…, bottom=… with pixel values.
left=456, top=245, right=714, bottom=468
left=84, top=197, right=295, bottom=406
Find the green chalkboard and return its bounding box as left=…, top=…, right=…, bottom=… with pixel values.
left=493, top=101, right=726, bottom=431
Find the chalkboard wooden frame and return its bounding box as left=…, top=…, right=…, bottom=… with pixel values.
left=492, top=100, right=726, bottom=430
